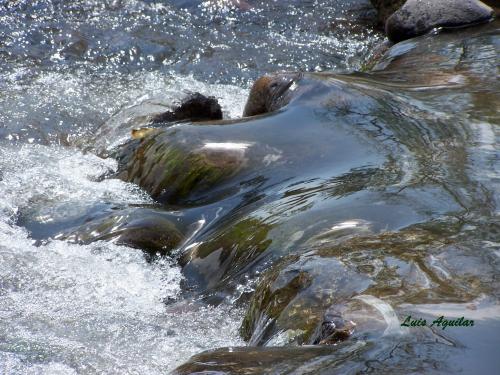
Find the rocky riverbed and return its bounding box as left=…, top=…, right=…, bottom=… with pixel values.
left=1, top=1, right=499, bottom=374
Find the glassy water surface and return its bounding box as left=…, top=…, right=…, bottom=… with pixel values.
left=1, top=0, right=498, bottom=374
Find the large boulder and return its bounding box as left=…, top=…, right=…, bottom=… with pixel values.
left=386, top=0, right=495, bottom=43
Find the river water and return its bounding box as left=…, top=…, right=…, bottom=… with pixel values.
left=0, top=1, right=381, bottom=373
left=1, top=1, right=499, bottom=374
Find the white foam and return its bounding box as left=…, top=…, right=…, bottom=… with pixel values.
left=0, top=144, right=244, bottom=374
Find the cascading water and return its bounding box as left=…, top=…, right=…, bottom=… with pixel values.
left=0, top=1, right=383, bottom=373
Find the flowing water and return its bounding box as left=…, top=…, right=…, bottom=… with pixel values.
left=1, top=1, right=499, bottom=374
left=0, top=1, right=381, bottom=373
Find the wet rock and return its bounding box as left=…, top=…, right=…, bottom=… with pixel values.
left=150, top=92, right=222, bottom=124
left=386, top=0, right=495, bottom=43
left=243, top=72, right=302, bottom=117
left=114, top=118, right=285, bottom=205
left=371, top=17, right=500, bottom=89
left=361, top=40, right=393, bottom=71
left=172, top=346, right=344, bottom=375
left=369, top=0, right=407, bottom=25
left=181, top=218, right=274, bottom=292
left=239, top=222, right=477, bottom=347
left=91, top=92, right=222, bottom=155
left=240, top=254, right=371, bottom=346
left=310, top=309, right=356, bottom=345
left=115, top=133, right=247, bottom=205
left=59, top=208, right=184, bottom=256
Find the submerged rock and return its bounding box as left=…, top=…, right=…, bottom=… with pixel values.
left=115, top=130, right=251, bottom=205
left=310, top=309, right=356, bottom=345
left=59, top=208, right=184, bottom=256
left=172, top=346, right=344, bottom=375
left=240, top=254, right=371, bottom=346
left=181, top=217, right=274, bottom=292
left=239, top=222, right=474, bottom=347
left=386, top=0, right=494, bottom=43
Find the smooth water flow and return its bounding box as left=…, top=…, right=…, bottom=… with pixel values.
left=1, top=1, right=499, bottom=374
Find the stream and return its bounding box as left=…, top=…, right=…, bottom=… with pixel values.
left=0, top=1, right=499, bottom=374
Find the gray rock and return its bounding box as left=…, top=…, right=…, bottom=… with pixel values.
left=386, top=0, right=494, bottom=43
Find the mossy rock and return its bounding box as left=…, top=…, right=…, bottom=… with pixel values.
left=240, top=221, right=482, bottom=346
left=181, top=217, right=274, bottom=292
left=240, top=254, right=371, bottom=346
left=115, top=130, right=245, bottom=205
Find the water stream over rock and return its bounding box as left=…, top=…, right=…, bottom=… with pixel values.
left=1, top=1, right=498, bottom=374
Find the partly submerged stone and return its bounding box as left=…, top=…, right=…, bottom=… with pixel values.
left=386, top=0, right=495, bottom=43
left=172, top=346, right=345, bottom=375
left=115, top=130, right=247, bottom=205
left=240, top=254, right=372, bottom=346
left=310, top=308, right=356, bottom=345
left=59, top=208, right=184, bottom=256
left=239, top=222, right=480, bottom=347
left=243, top=72, right=302, bottom=117
left=150, top=92, right=222, bottom=124
left=180, top=217, right=274, bottom=293
left=91, top=92, right=222, bottom=156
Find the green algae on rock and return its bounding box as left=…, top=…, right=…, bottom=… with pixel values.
left=239, top=217, right=499, bottom=348
left=115, top=130, right=246, bottom=205
left=240, top=253, right=372, bottom=346
left=181, top=217, right=274, bottom=292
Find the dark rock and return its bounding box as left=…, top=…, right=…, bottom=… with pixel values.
left=90, top=92, right=222, bottom=156
left=151, top=92, right=222, bottom=124
left=310, top=309, right=356, bottom=345
left=386, top=0, right=495, bottom=43
left=240, top=254, right=371, bottom=346
left=172, top=346, right=343, bottom=375
left=243, top=72, right=302, bottom=117
left=60, top=208, right=184, bottom=256
left=369, top=0, right=407, bottom=25
left=180, top=217, right=274, bottom=292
